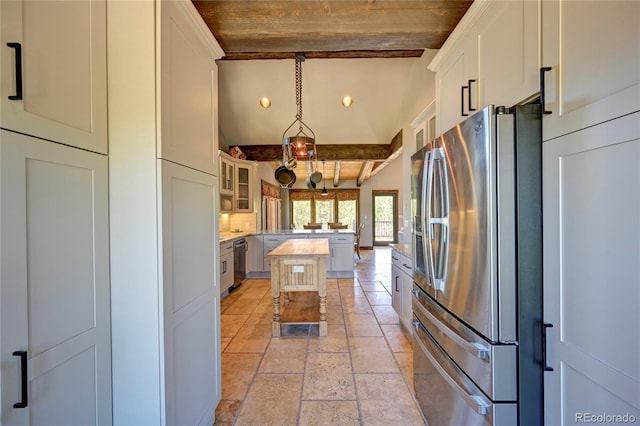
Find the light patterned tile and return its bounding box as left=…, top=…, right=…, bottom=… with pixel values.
left=221, top=314, right=249, bottom=337
left=299, top=401, right=360, bottom=426
left=349, top=336, right=398, bottom=373
left=302, top=352, right=356, bottom=400
left=365, top=291, right=392, bottom=305
left=381, top=324, right=413, bottom=353
left=308, top=324, right=348, bottom=353
left=355, top=373, right=424, bottom=425
left=259, top=338, right=308, bottom=373
left=371, top=305, right=400, bottom=324
left=344, top=314, right=383, bottom=337
left=220, top=353, right=262, bottom=400
left=235, top=374, right=303, bottom=425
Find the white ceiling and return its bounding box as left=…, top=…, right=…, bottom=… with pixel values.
left=217, top=51, right=437, bottom=151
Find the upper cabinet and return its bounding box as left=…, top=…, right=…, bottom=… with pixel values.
left=540, top=0, right=640, bottom=141
left=0, top=0, right=107, bottom=154
left=159, top=0, right=219, bottom=175
left=430, top=0, right=539, bottom=135
left=219, top=151, right=257, bottom=213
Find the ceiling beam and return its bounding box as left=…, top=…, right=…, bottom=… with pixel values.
left=193, top=1, right=473, bottom=55
left=219, top=50, right=424, bottom=61
left=236, top=144, right=393, bottom=162
left=357, top=161, right=374, bottom=187
left=333, top=161, right=341, bottom=187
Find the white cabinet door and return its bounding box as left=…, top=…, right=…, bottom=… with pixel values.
left=391, top=263, right=402, bottom=315
left=399, top=260, right=414, bottom=332
left=435, top=33, right=478, bottom=135
left=331, top=243, right=354, bottom=272
left=477, top=0, right=538, bottom=109
left=0, top=0, right=107, bottom=154
left=543, top=113, right=640, bottom=425
left=234, top=162, right=253, bottom=212
left=541, top=0, right=640, bottom=141
left=160, top=0, right=218, bottom=174
left=159, top=160, right=220, bottom=425
left=0, top=131, right=111, bottom=425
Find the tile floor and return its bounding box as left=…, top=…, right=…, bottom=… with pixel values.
left=215, top=247, right=426, bottom=425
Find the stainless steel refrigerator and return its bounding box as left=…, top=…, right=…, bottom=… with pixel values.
left=411, top=104, right=543, bottom=426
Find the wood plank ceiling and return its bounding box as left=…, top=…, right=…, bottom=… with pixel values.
left=192, top=0, right=473, bottom=184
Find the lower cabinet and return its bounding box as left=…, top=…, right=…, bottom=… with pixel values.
left=0, top=131, right=112, bottom=425
left=542, top=112, right=640, bottom=425
left=391, top=248, right=414, bottom=333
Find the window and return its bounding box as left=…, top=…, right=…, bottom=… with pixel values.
left=290, top=189, right=359, bottom=229
left=291, top=200, right=311, bottom=229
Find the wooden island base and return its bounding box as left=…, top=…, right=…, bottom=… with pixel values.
left=268, top=239, right=330, bottom=337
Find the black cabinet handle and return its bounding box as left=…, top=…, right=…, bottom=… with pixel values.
left=542, top=323, right=554, bottom=372
left=461, top=85, right=469, bottom=116
left=12, top=351, right=28, bottom=408
left=7, top=43, right=23, bottom=101
left=468, top=80, right=476, bottom=112
left=395, top=276, right=399, bottom=292
left=540, top=67, right=552, bottom=115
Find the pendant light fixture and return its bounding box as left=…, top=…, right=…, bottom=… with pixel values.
left=321, top=160, right=328, bottom=196
left=275, top=53, right=320, bottom=188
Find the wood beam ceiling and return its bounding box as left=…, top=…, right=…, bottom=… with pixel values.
left=236, top=144, right=395, bottom=162
left=357, top=161, right=374, bottom=187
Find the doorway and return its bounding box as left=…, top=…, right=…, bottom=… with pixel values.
left=372, top=190, right=398, bottom=245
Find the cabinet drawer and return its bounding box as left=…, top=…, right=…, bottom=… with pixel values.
left=399, top=253, right=413, bottom=274
left=329, top=234, right=354, bottom=244
left=391, top=249, right=402, bottom=267
left=220, top=242, right=233, bottom=256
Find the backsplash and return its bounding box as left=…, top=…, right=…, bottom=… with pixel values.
left=219, top=213, right=257, bottom=233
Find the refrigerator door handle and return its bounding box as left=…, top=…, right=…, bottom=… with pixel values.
left=413, top=321, right=491, bottom=415
left=413, top=289, right=490, bottom=360
left=422, top=149, right=435, bottom=286
left=430, top=147, right=449, bottom=292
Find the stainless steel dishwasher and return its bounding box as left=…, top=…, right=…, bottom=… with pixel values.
left=232, top=238, right=247, bottom=290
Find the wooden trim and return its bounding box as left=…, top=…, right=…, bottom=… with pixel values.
left=236, top=144, right=392, bottom=162
left=333, top=161, right=341, bottom=187
left=357, top=161, right=374, bottom=187
left=219, top=50, right=425, bottom=61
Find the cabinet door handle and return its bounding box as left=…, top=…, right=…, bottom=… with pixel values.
left=461, top=85, right=469, bottom=116
left=540, top=67, right=553, bottom=115
left=12, top=351, right=28, bottom=408
left=7, top=43, right=23, bottom=101
left=542, top=323, right=554, bottom=371
left=468, top=80, right=476, bottom=112
left=222, top=260, right=227, bottom=273
left=395, top=276, right=399, bottom=292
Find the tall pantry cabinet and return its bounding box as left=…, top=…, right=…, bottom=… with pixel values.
left=108, top=1, right=224, bottom=425
left=1, top=1, right=112, bottom=425
left=541, top=1, right=640, bottom=424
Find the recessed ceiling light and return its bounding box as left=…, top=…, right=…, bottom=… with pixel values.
left=341, top=95, right=353, bottom=107
left=259, top=97, right=271, bottom=108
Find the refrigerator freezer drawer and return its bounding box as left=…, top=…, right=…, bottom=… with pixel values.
left=413, top=319, right=517, bottom=426
left=412, top=284, right=517, bottom=401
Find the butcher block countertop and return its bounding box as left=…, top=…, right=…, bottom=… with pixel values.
left=267, top=238, right=330, bottom=257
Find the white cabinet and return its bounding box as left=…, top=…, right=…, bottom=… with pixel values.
left=108, top=1, right=224, bottom=424
left=540, top=0, right=640, bottom=141
left=542, top=112, right=640, bottom=425
left=220, top=154, right=234, bottom=213
left=159, top=161, right=220, bottom=426
left=0, top=0, right=107, bottom=154
left=328, top=234, right=355, bottom=272
left=0, top=131, right=112, bottom=425
left=218, top=151, right=257, bottom=213
left=159, top=0, right=218, bottom=174
left=391, top=248, right=413, bottom=333
left=430, top=0, right=539, bottom=135
left=220, top=241, right=234, bottom=294
left=234, top=161, right=254, bottom=213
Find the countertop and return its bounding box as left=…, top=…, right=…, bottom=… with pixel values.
left=389, top=243, right=412, bottom=259
left=219, top=229, right=355, bottom=244
left=267, top=238, right=330, bottom=257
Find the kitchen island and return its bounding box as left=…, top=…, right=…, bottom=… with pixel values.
left=268, top=238, right=330, bottom=337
